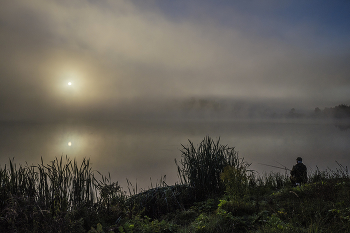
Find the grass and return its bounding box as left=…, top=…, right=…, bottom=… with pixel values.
left=175, top=136, right=247, bottom=199
left=1, top=136, right=350, bottom=232
left=0, top=156, right=121, bottom=232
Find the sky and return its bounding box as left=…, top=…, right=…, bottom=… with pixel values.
left=1, top=0, right=350, bottom=121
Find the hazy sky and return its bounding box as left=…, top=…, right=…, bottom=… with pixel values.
left=1, top=0, right=350, bottom=121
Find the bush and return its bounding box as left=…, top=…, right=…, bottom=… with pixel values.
left=220, top=165, right=251, bottom=199
left=172, top=209, right=198, bottom=226
left=175, top=136, right=243, bottom=199
left=117, top=215, right=179, bottom=233
left=217, top=199, right=255, bottom=217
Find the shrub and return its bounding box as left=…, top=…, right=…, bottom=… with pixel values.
left=172, top=209, right=198, bottom=226
left=117, top=215, right=179, bottom=233
left=220, top=165, right=251, bottom=199
left=175, top=136, right=243, bottom=199
left=217, top=199, right=255, bottom=217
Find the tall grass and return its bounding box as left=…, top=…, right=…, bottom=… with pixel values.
left=175, top=136, right=249, bottom=199
left=0, top=156, right=119, bottom=232
left=1, top=137, right=350, bottom=232
left=0, top=156, right=100, bottom=212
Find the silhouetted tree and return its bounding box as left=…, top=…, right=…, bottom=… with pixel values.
left=333, top=104, right=350, bottom=118
left=287, top=108, right=303, bottom=118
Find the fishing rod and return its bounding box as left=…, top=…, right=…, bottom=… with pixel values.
left=258, top=163, right=291, bottom=171
left=275, top=161, right=290, bottom=171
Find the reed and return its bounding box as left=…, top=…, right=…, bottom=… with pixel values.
left=2, top=156, right=99, bottom=210
left=1, top=138, right=350, bottom=232
left=0, top=156, right=116, bottom=232
left=175, top=136, right=248, bottom=199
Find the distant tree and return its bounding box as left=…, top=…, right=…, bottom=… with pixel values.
left=311, top=107, right=323, bottom=118
left=333, top=104, right=350, bottom=118
left=320, top=104, right=350, bottom=130
left=287, top=108, right=301, bottom=118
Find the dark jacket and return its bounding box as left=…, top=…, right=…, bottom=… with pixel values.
left=290, top=163, right=307, bottom=184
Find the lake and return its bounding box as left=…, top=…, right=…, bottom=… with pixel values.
left=0, top=119, right=349, bottom=191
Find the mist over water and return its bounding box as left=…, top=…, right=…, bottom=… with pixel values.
left=1, top=1, right=349, bottom=199
left=0, top=119, right=349, bottom=191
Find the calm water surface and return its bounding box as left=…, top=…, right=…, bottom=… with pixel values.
left=0, top=119, right=349, bottom=190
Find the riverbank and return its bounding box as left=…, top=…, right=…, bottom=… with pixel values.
left=1, top=138, right=349, bottom=232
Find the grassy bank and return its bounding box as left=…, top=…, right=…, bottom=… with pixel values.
left=1, top=137, right=350, bottom=232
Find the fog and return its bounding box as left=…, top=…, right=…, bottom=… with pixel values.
left=0, top=1, right=350, bottom=190
left=1, top=119, right=349, bottom=190
left=1, top=0, right=350, bottom=121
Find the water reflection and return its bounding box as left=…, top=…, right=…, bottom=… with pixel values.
left=0, top=119, right=349, bottom=190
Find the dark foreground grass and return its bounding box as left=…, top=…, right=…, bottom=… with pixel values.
left=1, top=137, right=350, bottom=232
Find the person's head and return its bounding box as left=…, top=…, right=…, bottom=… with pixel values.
left=296, top=157, right=302, bottom=163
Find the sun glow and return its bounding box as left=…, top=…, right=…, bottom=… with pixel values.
left=54, top=67, right=87, bottom=99
left=68, top=142, right=72, bottom=146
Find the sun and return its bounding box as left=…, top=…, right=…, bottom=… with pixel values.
left=68, top=142, right=72, bottom=146
left=68, top=82, right=72, bottom=86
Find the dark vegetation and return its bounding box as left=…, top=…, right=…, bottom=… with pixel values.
left=182, top=99, right=350, bottom=123
left=312, top=104, right=350, bottom=119
left=288, top=104, right=350, bottom=130
left=1, top=136, right=350, bottom=232
left=287, top=104, right=350, bottom=120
